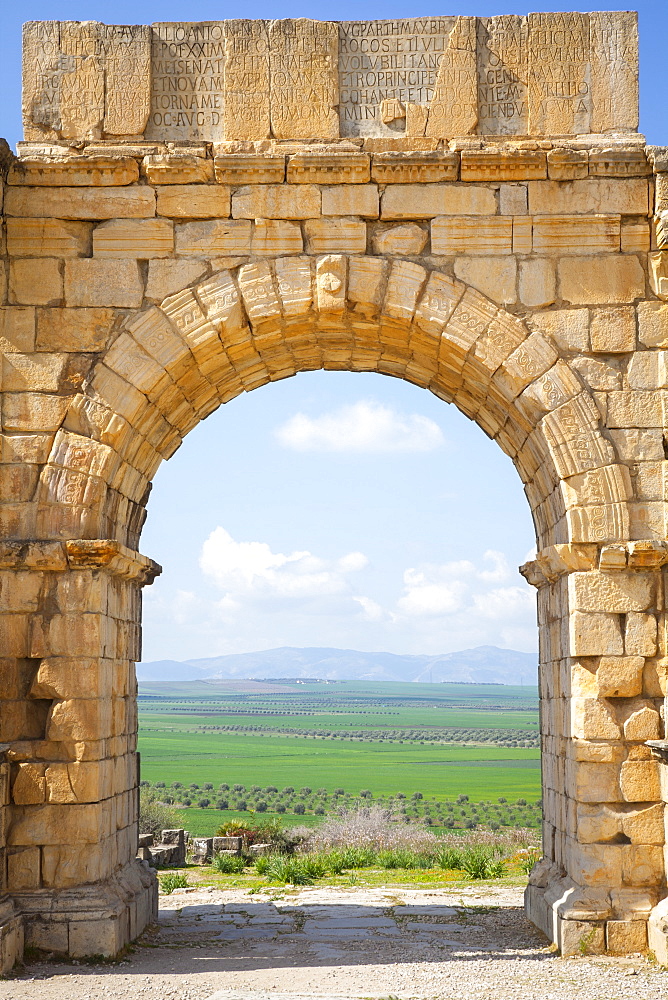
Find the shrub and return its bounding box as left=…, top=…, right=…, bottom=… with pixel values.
left=293, top=803, right=306, bottom=815
left=299, top=786, right=312, bottom=795
left=216, top=798, right=229, bottom=810
left=139, top=789, right=179, bottom=838
left=159, top=872, right=188, bottom=895
left=261, top=855, right=326, bottom=885
left=198, top=798, right=210, bottom=808
left=256, top=800, right=268, bottom=812
left=211, top=852, right=245, bottom=874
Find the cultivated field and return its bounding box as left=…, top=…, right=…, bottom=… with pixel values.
left=138, top=678, right=541, bottom=835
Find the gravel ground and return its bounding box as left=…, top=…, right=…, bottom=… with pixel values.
left=1, top=885, right=667, bottom=1000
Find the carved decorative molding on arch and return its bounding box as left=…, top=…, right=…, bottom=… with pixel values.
left=38, top=255, right=629, bottom=551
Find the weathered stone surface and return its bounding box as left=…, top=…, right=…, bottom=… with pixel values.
left=36, top=308, right=116, bottom=352
left=5, top=186, right=156, bottom=220
left=175, top=220, right=252, bottom=256
left=142, top=155, right=214, bottom=185
left=232, top=185, right=321, bottom=220
left=8, top=156, right=139, bottom=187
left=9, top=260, right=63, bottom=306
left=93, top=219, right=174, bottom=258
left=156, top=185, right=231, bottom=219
left=270, top=20, right=338, bottom=140
left=23, top=22, right=151, bottom=140
left=381, top=184, right=496, bottom=220
left=64, top=259, right=144, bottom=307
left=373, top=224, right=427, bottom=256
left=558, top=256, right=645, bottom=305
left=426, top=16, right=478, bottom=138
left=432, top=216, right=513, bottom=255
left=321, top=185, right=379, bottom=218
left=222, top=21, right=270, bottom=140
left=6, top=219, right=91, bottom=258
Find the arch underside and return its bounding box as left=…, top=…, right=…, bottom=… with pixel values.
left=37, top=254, right=628, bottom=553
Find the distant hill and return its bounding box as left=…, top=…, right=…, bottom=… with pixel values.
left=136, top=645, right=537, bottom=685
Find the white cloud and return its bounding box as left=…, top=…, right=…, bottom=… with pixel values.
left=274, top=400, right=444, bottom=453
left=473, top=586, right=535, bottom=620
left=199, top=527, right=367, bottom=602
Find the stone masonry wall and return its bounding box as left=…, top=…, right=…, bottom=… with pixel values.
left=2, top=9, right=668, bottom=971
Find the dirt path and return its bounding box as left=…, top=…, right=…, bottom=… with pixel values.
left=1, top=885, right=666, bottom=999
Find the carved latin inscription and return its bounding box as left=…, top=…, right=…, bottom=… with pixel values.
left=338, top=18, right=455, bottom=137
left=22, top=14, right=640, bottom=142
left=147, top=22, right=226, bottom=141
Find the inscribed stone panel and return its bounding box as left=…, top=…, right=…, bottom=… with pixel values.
left=476, top=15, right=528, bottom=136
left=22, top=22, right=151, bottom=140
left=426, top=16, right=477, bottom=138
left=589, top=11, right=638, bottom=133
left=338, top=18, right=454, bottom=137
left=147, top=22, right=226, bottom=141
left=269, top=19, right=338, bottom=140
left=527, top=12, right=592, bottom=135
left=222, top=21, right=270, bottom=140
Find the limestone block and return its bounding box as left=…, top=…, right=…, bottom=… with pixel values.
left=2, top=353, right=68, bottom=393
left=22, top=22, right=151, bottom=139
left=626, top=612, right=657, bottom=657
left=558, top=256, right=645, bottom=306
left=606, top=391, right=664, bottom=429
left=597, top=656, right=644, bottom=698
left=35, top=307, right=115, bottom=353
left=623, top=706, right=660, bottom=741
left=348, top=257, right=388, bottom=318
left=175, top=220, right=252, bottom=257
left=547, top=149, right=588, bottom=182
left=559, top=919, right=605, bottom=956
left=232, top=185, right=321, bottom=220
left=274, top=258, right=313, bottom=318
left=5, top=186, right=156, bottom=219
left=0, top=308, right=36, bottom=353
left=268, top=19, right=338, bottom=140
left=321, top=186, right=378, bottom=218
left=499, top=185, right=528, bottom=216
left=145, top=261, right=208, bottom=302
left=373, top=224, right=427, bottom=256
left=528, top=179, right=649, bottom=216
left=572, top=698, right=621, bottom=740
left=500, top=332, right=558, bottom=397
left=575, top=804, right=621, bottom=844
left=622, top=845, right=664, bottom=886
left=315, top=256, right=346, bottom=315
left=606, top=919, right=647, bottom=954
left=2, top=393, right=69, bottom=432
left=381, top=184, right=496, bottom=220
left=45, top=761, right=106, bottom=803
left=251, top=221, right=303, bottom=256
left=573, top=359, right=621, bottom=393
left=453, top=257, right=516, bottom=305
left=621, top=219, right=650, bottom=254
left=92, top=219, right=174, bottom=259
left=570, top=612, right=623, bottom=657
left=12, top=763, right=46, bottom=804
left=383, top=261, right=427, bottom=324
left=622, top=805, right=665, bottom=846
left=460, top=151, right=546, bottom=182
left=649, top=253, right=668, bottom=302
left=432, top=217, right=512, bottom=256
left=9, top=260, right=62, bottom=306
left=569, top=572, right=654, bottom=614
left=288, top=153, right=370, bottom=185
left=627, top=352, right=668, bottom=392
left=214, top=154, right=285, bottom=185
left=371, top=152, right=459, bottom=184
left=220, top=20, right=270, bottom=140
left=156, top=185, right=230, bottom=219
left=530, top=308, right=589, bottom=353
left=64, top=260, right=143, bottom=308
left=7, top=847, right=41, bottom=890
left=8, top=156, right=139, bottom=188
left=142, top=155, right=213, bottom=185
left=6, top=218, right=91, bottom=258
left=565, top=841, right=624, bottom=888
left=620, top=761, right=661, bottom=803
left=589, top=307, right=636, bottom=354
left=532, top=215, right=621, bottom=255
left=8, top=801, right=107, bottom=846
left=236, top=262, right=281, bottom=327
left=519, top=259, right=555, bottom=309
left=637, top=302, right=668, bottom=348
left=425, top=16, right=477, bottom=138
left=303, top=219, right=366, bottom=255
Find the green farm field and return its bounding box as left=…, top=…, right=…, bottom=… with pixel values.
left=137, top=679, right=542, bottom=812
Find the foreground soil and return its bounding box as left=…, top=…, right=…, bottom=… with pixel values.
left=2, top=884, right=667, bottom=1000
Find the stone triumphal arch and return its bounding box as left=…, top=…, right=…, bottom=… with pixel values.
left=3, top=9, right=668, bottom=969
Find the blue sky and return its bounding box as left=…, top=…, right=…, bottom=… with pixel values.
left=1, top=3, right=665, bottom=661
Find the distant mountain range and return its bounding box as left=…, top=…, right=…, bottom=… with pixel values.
left=136, top=645, right=537, bottom=685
